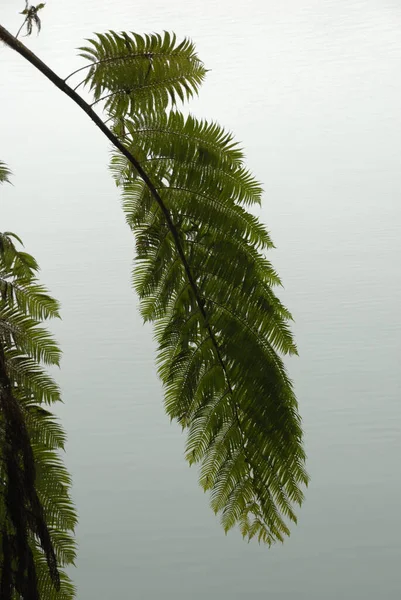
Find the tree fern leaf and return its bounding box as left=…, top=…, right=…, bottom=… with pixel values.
left=77, top=31, right=206, bottom=117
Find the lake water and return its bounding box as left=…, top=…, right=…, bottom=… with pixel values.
left=1, top=0, right=400, bottom=598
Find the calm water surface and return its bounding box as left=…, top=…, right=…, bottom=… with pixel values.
left=1, top=0, right=401, bottom=598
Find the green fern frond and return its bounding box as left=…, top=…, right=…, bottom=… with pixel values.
left=0, top=231, right=39, bottom=282
left=104, top=71, right=308, bottom=543
left=0, top=306, right=61, bottom=366
left=6, top=353, right=62, bottom=406
left=0, top=161, right=12, bottom=184
left=121, top=112, right=247, bottom=168
left=0, top=224, right=76, bottom=598
left=24, top=403, right=66, bottom=449
left=72, top=26, right=308, bottom=546
left=110, top=112, right=263, bottom=207
left=77, top=31, right=207, bottom=116
left=1, top=280, right=61, bottom=321
left=0, top=232, right=60, bottom=324
left=33, top=545, right=76, bottom=600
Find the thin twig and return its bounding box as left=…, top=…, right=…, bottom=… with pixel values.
left=90, top=90, right=116, bottom=107
left=15, top=18, right=27, bottom=39
left=72, top=76, right=87, bottom=92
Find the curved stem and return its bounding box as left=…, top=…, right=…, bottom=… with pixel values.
left=72, top=76, right=87, bottom=92
left=64, top=62, right=93, bottom=83
left=103, top=115, right=115, bottom=126
left=90, top=90, right=116, bottom=107
left=63, top=51, right=155, bottom=82
left=15, top=18, right=27, bottom=39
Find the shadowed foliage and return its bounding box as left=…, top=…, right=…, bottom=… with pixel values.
left=0, top=164, right=76, bottom=599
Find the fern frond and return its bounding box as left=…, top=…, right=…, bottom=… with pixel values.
left=24, top=403, right=66, bottom=449
left=70, top=27, right=309, bottom=545
left=0, top=231, right=39, bottom=281
left=0, top=306, right=61, bottom=366
left=106, top=99, right=308, bottom=544
left=33, top=545, right=76, bottom=600
left=0, top=226, right=76, bottom=597
left=111, top=112, right=263, bottom=207
left=0, top=161, right=12, bottom=184
left=1, top=279, right=60, bottom=321
left=77, top=31, right=207, bottom=116
left=6, top=352, right=62, bottom=405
